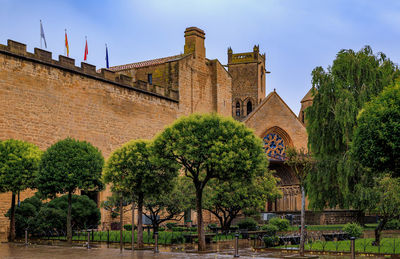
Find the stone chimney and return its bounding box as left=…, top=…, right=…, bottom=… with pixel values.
left=184, top=27, right=205, bottom=59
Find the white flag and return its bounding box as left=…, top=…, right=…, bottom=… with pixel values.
left=40, top=20, right=47, bottom=48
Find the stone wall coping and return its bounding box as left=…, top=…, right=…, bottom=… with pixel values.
left=0, top=39, right=179, bottom=102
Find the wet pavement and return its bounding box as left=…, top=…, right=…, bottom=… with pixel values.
left=0, top=243, right=280, bottom=259
left=0, top=243, right=388, bottom=258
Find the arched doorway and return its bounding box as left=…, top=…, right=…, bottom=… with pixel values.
left=262, top=126, right=300, bottom=212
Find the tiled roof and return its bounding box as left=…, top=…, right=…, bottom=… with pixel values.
left=109, top=54, right=184, bottom=71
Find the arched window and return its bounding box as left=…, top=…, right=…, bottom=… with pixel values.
left=236, top=102, right=241, bottom=117
left=247, top=101, right=253, bottom=115
left=263, top=127, right=292, bottom=161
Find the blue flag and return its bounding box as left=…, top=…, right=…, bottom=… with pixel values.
left=105, top=44, right=109, bottom=68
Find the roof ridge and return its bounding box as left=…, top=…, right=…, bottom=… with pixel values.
left=109, top=54, right=185, bottom=71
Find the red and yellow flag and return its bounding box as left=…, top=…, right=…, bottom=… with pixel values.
left=65, top=30, right=69, bottom=57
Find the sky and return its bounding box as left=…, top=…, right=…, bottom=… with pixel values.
left=1, top=0, right=400, bottom=114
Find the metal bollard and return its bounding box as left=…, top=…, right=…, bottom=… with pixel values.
left=234, top=232, right=240, bottom=257
left=350, top=237, right=355, bottom=259
left=107, top=229, right=110, bottom=247
left=154, top=231, right=159, bottom=253
left=25, top=229, right=28, bottom=246
left=87, top=231, right=91, bottom=249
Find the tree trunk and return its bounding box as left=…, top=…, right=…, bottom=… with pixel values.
left=299, top=185, right=306, bottom=256
left=119, top=195, right=123, bottom=253
left=374, top=218, right=388, bottom=246
left=152, top=222, right=159, bottom=238
left=196, top=187, right=206, bottom=251
left=67, top=191, right=72, bottom=244
left=131, top=199, right=135, bottom=251
left=8, top=192, right=16, bottom=242
left=137, top=194, right=144, bottom=248
left=224, top=215, right=235, bottom=232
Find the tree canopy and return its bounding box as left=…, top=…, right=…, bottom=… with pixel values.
left=352, top=83, right=400, bottom=177
left=37, top=138, right=104, bottom=197
left=0, top=139, right=42, bottom=193
left=144, top=176, right=192, bottom=233
left=0, top=139, right=42, bottom=241
left=306, top=46, right=400, bottom=209
left=203, top=171, right=279, bottom=231
left=37, top=138, right=104, bottom=243
left=103, top=139, right=178, bottom=248
left=349, top=83, right=400, bottom=244
left=152, top=113, right=268, bottom=250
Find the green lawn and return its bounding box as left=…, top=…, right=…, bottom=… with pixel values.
left=287, top=224, right=378, bottom=231
left=278, top=237, right=400, bottom=254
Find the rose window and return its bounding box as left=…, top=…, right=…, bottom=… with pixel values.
left=263, top=133, right=286, bottom=160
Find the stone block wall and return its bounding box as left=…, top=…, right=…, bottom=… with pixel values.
left=0, top=40, right=180, bottom=239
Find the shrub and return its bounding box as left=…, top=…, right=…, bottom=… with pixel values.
left=343, top=222, right=363, bottom=238
left=171, top=226, right=196, bottom=232
left=171, top=234, right=185, bottom=244
left=123, top=224, right=136, bottom=231
left=384, top=219, right=400, bottom=230
left=208, top=223, right=218, bottom=229
left=237, top=218, right=258, bottom=231
left=260, top=224, right=279, bottom=236
left=166, top=222, right=177, bottom=230
left=47, top=194, right=101, bottom=229
left=263, top=235, right=279, bottom=247
left=5, top=195, right=43, bottom=237
left=7, top=193, right=101, bottom=236
left=268, top=218, right=290, bottom=231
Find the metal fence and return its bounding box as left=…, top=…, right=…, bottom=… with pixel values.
left=28, top=226, right=239, bottom=245
left=265, top=231, right=400, bottom=256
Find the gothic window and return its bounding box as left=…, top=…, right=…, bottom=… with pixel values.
left=236, top=101, right=240, bottom=117
left=263, top=132, right=286, bottom=160
left=247, top=101, right=253, bottom=115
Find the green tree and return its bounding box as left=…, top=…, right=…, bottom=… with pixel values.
left=101, top=193, right=133, bottom=219
left=103, top=139, right=178, bottom=248
left=370, top=176, right=400, bottom=245
left=203, top=172, right=279, bottom=231
left=285, top=147, right=315, bottom=257
left=36, top=138, right=104, bottom=244
left=0, top=139, right=42, bottom=241
left=144, top=177, right=192, bottom=233
left=152, top=113, right=268, bottom=251
left=351, top=83, right=400, bottom=244
left=306, top=46, right=400, bottom=210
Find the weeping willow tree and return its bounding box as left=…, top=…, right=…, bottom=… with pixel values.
left=306, top=46, right=400, bottom=211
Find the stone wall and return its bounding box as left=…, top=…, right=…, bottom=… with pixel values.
left=0, top=31, right=234, bottom=239
left=0, top=40, right=180, bottom=240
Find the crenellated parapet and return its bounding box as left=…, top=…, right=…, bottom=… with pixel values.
left=227, top=45, right=266, bottom=65
left=0, top=40, right=179, bottom=102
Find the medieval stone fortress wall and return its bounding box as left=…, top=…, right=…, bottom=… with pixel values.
left=0, top=27, right=236, bottom=240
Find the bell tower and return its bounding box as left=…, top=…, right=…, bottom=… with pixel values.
left=228, top=45, right=267, bottom=121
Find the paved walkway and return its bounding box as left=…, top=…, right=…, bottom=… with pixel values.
left=0, top=243, right=279, bottom=259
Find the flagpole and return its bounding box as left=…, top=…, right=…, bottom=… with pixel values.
left=40, top=20, right=42, bottom=49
